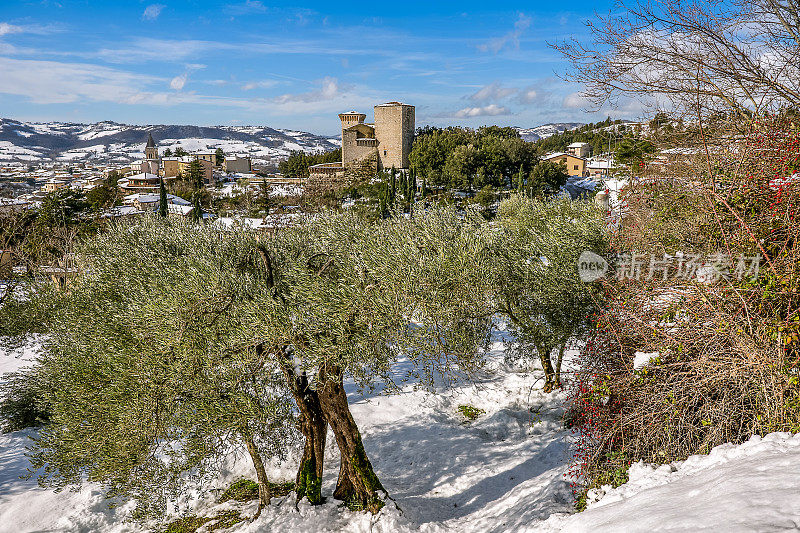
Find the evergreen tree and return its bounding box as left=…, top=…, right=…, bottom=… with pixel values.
left=516, top=164, right=525, bottom=191
left=215, top=147, right=225, bottom=166
left=163, top=148, right=173, bottom=157
left=187, top=160, right=204, bottom=191
left=23, top=219, right=297, bottom=519
left=491, top=196, right=607, bottom=390
left=191, top=192, right=202, bottom=222
left=158, top=177, right=167, bottom=218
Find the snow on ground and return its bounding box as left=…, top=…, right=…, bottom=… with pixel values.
left=540, top=432, right=800, bottom=532
left=1, top=334, right=799, bottom=532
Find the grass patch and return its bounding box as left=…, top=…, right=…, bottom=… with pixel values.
left=343, top=496, right=385, bottom=513
left=218, top=478, right=295, bottom=503
left=457, top=404, right=485, bottom=421
left=163, top=511, right=245, bottom=533
left=164, top=516, right=211, bottom=533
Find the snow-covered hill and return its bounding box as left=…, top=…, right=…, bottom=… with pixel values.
left=2, top=335, right=799, bottom=532
left=0, top=119, right=341, bottom=164
left=515, top=123, right=584, bottom=143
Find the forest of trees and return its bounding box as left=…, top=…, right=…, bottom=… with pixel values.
left=408, top=126, right=539, bottom=189
left=278, top=148, right=342, bottom=179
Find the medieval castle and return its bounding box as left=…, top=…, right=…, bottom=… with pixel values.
left=308, top=102, right=415, bottom=184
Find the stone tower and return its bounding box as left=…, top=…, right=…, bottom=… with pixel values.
left=339, top=111, right=367, bottom=130
left=145, top=133, right=158, bottom=161
left=374, top=102, right=415, bottom=170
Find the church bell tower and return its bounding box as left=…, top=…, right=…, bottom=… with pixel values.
left=145, top=133, right=158, bottom=161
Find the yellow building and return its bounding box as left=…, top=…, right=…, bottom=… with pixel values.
left=177, top=158, right=214, bottom=185
left=43, top=179, right=69, bottom=193
left=196, top=152, right=217, bottom=167
left=542, top=152, right=587, bottom=177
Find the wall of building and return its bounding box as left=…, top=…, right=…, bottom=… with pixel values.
left=342, top=124, right=378, bottom=169
left=162, top=158, right=180, bottom=177
left=223, top=157, right=251, bottom=173
left=374, top=103, right=415, bottom=170
left=545, top=154, right=586, bottom=177
left=177, top=158, right=214, bottom=184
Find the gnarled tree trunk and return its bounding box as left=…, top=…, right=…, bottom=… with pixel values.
left=317, top=364, right=386, bottom=513
left=276, top=347, right=327, bottom=505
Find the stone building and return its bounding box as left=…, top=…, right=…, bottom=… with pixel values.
left=307, top=102, right=414, bottom=191
left=223, top=156, right=252, bottom=173
left=372, top=102, right=415, bottom=170
left=567, top=142, right=592, bottom=159
left=137, top=133, right=161, bottom=175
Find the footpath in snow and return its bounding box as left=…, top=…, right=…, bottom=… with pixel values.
left=1, top=338, right=800, bottom=532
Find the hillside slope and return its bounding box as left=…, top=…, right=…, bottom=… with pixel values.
left=0, top=119, right=340, bottom=164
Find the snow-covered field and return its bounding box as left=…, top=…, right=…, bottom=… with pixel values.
left=1, top=336, right=799, bottom=532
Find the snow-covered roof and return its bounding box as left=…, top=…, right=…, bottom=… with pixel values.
left=543, top=151, right=587, bottom=162
left=123, top=193, right=191, bottom=206
left=0, top=197, right=32, bottom=206
left=568, top=142, right=590, bottom=148
left=126, top=172, right=160, bottom=180
left=101, top=206, right=143, bottom=218
left=167, top=204, right=194, bottom=216
left=214, top=217, right=268, bottom=230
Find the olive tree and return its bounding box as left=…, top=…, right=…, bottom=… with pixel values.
left=17, top=207, right=497, bottom=518
left=27, top=218, right=297, bottom=520
left=232, top=206, right=494, bottom=511
left=491, top=195, right=608, bottom=391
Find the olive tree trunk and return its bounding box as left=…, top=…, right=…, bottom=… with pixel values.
left=317, top=364, right=386, bottom=513
left=242, top=431, right=270, bottom=518
left=276, top=348, right=327, bottom=505
left=537, top=344, right=557, bottom=392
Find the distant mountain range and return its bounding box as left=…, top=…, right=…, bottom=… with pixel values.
left=0, top=119, right=341, bottom=165
left=0, top=119, right=585, bottom=165
left=514, top=123, right=585, bottom=142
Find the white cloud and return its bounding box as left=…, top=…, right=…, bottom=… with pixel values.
left=275, top=76, right=341, bottom=103
left=225, top=0, right=267, bottom=15
left=170, top=74, right=187, bottom=90
left=468, top=82, right=517, bottom=102
left=0, top=56, right=376, bottom=121
left=142, top=4, right=166, bottom=21
left=0, top=23, right=23, bottom=37
left=453, top=104, right=511, bottom=118
left=518, top=86, right=540, bottom=104
left=0, top=22, right=61, bottom=37
left=169, top=64, right=204, bottom=91
left=563, top=92, right=590, bottom=109
left=242, top=80, right=278, bottom=91
left=478, top=13, right=531, bottom=54
left=0, top=56, right=162, bottom=104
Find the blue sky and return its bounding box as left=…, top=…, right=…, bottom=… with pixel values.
left=0, top=0, right=632, bottom=135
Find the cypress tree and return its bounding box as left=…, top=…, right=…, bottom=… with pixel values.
left=191, top=192, right=202, bottom=222
left=158, top=177, right=168, bottom=218
left=390, top=167, right=397, bottom=205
